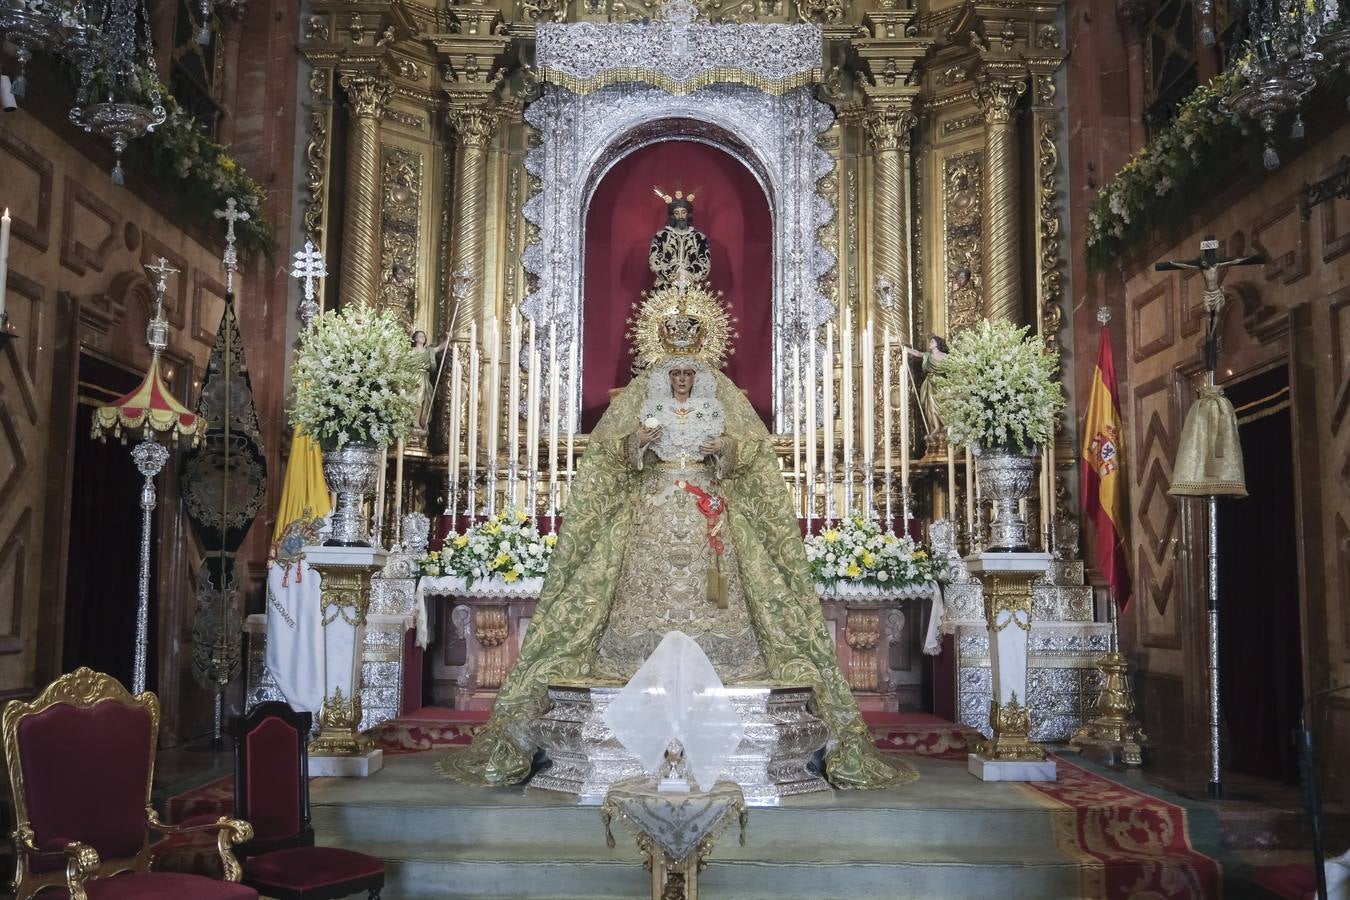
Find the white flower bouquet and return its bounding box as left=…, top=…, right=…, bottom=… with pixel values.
left=422, top=512, right=557, bottom=586
left=930, top=319, right=1064, bottom=454
left=289, top=306, right=423, bottom=449
left=804, top=517, right=945, bottom=589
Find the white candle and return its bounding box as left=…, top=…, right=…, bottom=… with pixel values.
left=965, top=445, right=975, bottom=540
left=823, top=321, right=834, bottom=485
left=373, top=448, right=388, bottom=547
left=0, top=208, right=10, bottom=320
left=485, top=316, right=501, bottom=516
left=806, top=328, right=817, bottom=522
left=393, top=438, right=405, bottom=546
left=900, top=350, right=910, bottom=503
left=447, top=344, right=463, bottom=513
left=792, top=342, right=802, bottom=517
left=566, top=334, right=578, bottom=495
left=881, top=328, right=892, bottom=491
left=547, top=321, right=560, bottom=520
left=946, top=443, right=957, bottom=521
left=526, top=318, right=540, bottom=517
left=508, top=304, right=521, bottom=508
left=466, top=320, right=480, bottom=514
left=862, top=324, right=874, bottom=465
left=842, top=306, right=853, bottom=494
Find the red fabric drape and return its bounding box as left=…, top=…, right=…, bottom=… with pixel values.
left=582, top=140, right=773, bottom=430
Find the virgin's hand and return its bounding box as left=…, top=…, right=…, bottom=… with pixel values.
left=639, top=426, right=662, bottom=446
left=700, top=437, right=724, bottom=456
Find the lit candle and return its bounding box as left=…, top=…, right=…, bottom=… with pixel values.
left=0, top=208, right=10, bottom=320
left=565, top=333, right=578, bottom=497
left=466, top=320, right=480, bottom=516
left=446, top=344, right=463, bottom=514
left=547, top=321, right=560, bottom=523
left=508, top=304, right=521, bottom=508
left=792, top=342, right=802, bottom=517
left=526, top=317, right=540, bottom=519
left=946, top=443, right=957, bottom=522
left=485, top=316, right=501, bottom=516
left=881, top=329, right=892, bottom=509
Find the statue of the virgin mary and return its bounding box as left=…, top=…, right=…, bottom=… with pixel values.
left=439, top=287, right=916, bottom=790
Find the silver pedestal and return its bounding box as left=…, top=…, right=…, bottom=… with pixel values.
left=527, top=684, right=831, bottom=806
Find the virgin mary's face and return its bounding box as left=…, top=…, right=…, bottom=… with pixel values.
left=669, top=368, right=695, bottom=401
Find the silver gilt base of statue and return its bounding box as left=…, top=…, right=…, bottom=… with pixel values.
left=525, top=684, right=831, bottom=807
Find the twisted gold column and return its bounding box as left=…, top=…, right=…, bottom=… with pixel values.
left=864, top=105, right=917, bottom=343
left=447, top=105, right=497, bottom=340
left=976, top=73, right=1028, bottom=325
left=338, top=74, right=391, bottom=308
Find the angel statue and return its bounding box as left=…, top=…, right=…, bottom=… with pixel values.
left=438, top=285, right=916, bottom=791
left=409, top=328, right=449, bottom=435
left=902, top=334, right=949, bottom=449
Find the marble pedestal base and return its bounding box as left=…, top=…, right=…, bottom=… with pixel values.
left=967, top=753, right=1057, bottom=782
left=311, top=748, right=384, bottom=777
left=527, top=684, right=830, bottom=806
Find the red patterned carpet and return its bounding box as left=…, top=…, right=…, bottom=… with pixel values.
left=1028, top=756, right=1222, bottom=899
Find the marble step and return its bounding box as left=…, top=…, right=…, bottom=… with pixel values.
left=311, top=797, right=1062, bottom=854
left=362, top=846, right=1087, bottom=900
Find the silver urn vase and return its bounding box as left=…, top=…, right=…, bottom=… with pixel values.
left=321, top=442, right=383, bottom=547
left=973, top=445, right=1039, bottom=551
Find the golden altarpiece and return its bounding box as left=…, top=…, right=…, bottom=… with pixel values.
left=255, top=0, right=1111, bottom=748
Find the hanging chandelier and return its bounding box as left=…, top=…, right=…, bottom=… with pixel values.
left=67, top=0, right=166, bottom=184
left=1224, top=0, right=1346, bottom=169
left=0, top=1, right=66, bottom=99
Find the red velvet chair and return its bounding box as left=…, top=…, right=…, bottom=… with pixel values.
left=231, top=702, right=385, bottom=899
left=2, top=667, right=257, bottom=900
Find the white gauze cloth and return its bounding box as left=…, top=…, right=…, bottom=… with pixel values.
left=603, top=631, right=745, bottom=792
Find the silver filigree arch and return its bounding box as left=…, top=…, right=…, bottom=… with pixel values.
left=522, top=81, right=837, bottom=427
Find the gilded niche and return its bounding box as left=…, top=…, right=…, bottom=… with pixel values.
left=943, top=151, right=983, bottom=333
left=379, top=147, right=424, bottom=324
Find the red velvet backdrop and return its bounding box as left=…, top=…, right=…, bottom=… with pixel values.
left=582, top=140, right=773, bottom=430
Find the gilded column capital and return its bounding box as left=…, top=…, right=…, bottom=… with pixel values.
left=863, top=104, right=918, bottom=154
left=339, top=72, right=393, bottom=119
left=447, top=104, right=499, bottom=150
left=974, top=73, right=1028, bottom=125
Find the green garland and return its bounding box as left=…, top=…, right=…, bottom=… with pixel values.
left=66, top=61, right=274, bottom=256
left=1085, top=68, right=1256, bottom=271
left=144, top=90, right=275, bottom=256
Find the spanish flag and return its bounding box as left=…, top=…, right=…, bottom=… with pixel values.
left=1081, top=329, right=1133, bottom=610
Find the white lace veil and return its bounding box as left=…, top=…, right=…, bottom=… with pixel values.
left=640, top=356, right=725, bottom=462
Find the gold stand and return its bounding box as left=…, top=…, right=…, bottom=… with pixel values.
left=966, top=555, right=1053, bottom=767
left=1070, top=604, right=1147, bottom=765
left=306, top=547, right=386, bottom=771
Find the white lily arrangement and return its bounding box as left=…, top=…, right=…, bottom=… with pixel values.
left=804, top=517, right=946, bottom=589
left=289, top=306, right=423, bottom=450
left=421, top=512, right=557, bottom=586
left=930, top=319, right=1064, bottom=454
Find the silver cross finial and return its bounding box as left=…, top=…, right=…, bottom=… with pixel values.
left=291, top=240, right=327, bottom=328
left=215, top=197, right=250, bottom=293
left=143, top=257, right=179, bottom=356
